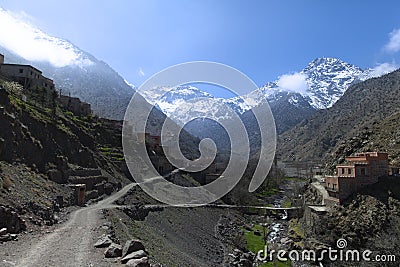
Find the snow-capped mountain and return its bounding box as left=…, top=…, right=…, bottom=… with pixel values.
left=140, top=85, right=214, bottom=119
left=302, top=57, right=365, bottom=109
left=139, top=57, right=396, bottom=134
left=229, top=57, right=377, bottom=113
left=0, top=7, right=134, bottom=119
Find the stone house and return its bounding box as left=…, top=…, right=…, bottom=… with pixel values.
left=325, top=152, right=389, bottom=203
left=0, top=54, right=55, bottom=92
left=58, top=95, right=92, bottom=117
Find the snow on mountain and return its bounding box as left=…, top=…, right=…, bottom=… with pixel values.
left=139, top=85, right=230, bottom=124
left=138, top=58, right=397, bottom=133
left=222, top=57, right=397, bottom=114
left=124, top=79, right=136, bottom=89
left=0, top=7, right=93, bottom=68
left=302, top=57, right=365, bottom=109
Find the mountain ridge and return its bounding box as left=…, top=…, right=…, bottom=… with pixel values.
left=142, top=57, right=393, bottom=135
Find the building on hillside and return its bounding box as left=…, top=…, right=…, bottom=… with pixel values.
left=0, top=54, right=55, bottom=92
left=58, top=95, right=92, bottom=117
left=325, top=152, right=389, bottom=203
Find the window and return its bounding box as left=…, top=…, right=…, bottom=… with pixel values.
left=333, top=184, right=337, bottom=190
left=328, top=183, right=331, bottom=188
left=348, top=168, right=351, bottom=174
left=341, top=168, right=345, bottom=174
left=30, top=71, right=33, bottom=75
left=19, top=69, right=23, bottom=74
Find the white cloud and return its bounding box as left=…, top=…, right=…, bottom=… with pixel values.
left=385, top=29, right=400, bottom=53
left=139, top=67, right=145, bottom=77
left=369, top=62, right=398, bottom=77
left=0, top=7, right=93, bottom=68
left=277, top=72, right=309, bottom=95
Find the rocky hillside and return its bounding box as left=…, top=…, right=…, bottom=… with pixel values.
left=301, top=177, right=400, bottom=266
left=278, top=69, right=400, bottom=168
left=0, top=81, right=131, bottom=233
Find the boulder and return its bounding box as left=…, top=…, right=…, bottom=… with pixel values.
left=125, top=257, right=150, bottom=267
left=104, top=243, right=122, bottom=258
left=122, top=239, right=146, bottom=257
left=121, top=250, right=147, bottom=264
left=94, top=234, right=113, bottom=248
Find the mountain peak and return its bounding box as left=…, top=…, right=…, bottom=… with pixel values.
left=310, top=57, right=345, bottom=64
left=306, top=57, right=363, bottom=72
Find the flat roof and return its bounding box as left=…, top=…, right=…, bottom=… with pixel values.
left=337, top=164, right=355, bottom=167
left=1, top=63, right=42, bottom=73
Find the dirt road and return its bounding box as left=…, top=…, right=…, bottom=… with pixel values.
left=2, top=183, right=136, bottom=267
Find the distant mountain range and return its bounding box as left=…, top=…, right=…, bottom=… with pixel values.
left=142, top=57, right=391, bottom=135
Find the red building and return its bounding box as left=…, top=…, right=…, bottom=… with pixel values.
left=325, top=152, right=389, bottom=203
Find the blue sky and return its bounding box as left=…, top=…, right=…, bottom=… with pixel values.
left=1, top=0, right=400, bottom=93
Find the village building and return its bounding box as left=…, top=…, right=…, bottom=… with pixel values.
left=58, top=95, right=92, bottom=117
left=325, top=152, right=389, bottom=203
left=0, top=54, right=55, bottom=92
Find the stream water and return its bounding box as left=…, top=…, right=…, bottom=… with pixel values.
left=266, top=195, right=288, bottom=244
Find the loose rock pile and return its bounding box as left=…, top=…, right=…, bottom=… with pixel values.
left=94, top=235, right=155, bottom=267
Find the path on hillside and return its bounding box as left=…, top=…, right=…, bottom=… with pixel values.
left=10, top=183, right=136, bottom=267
